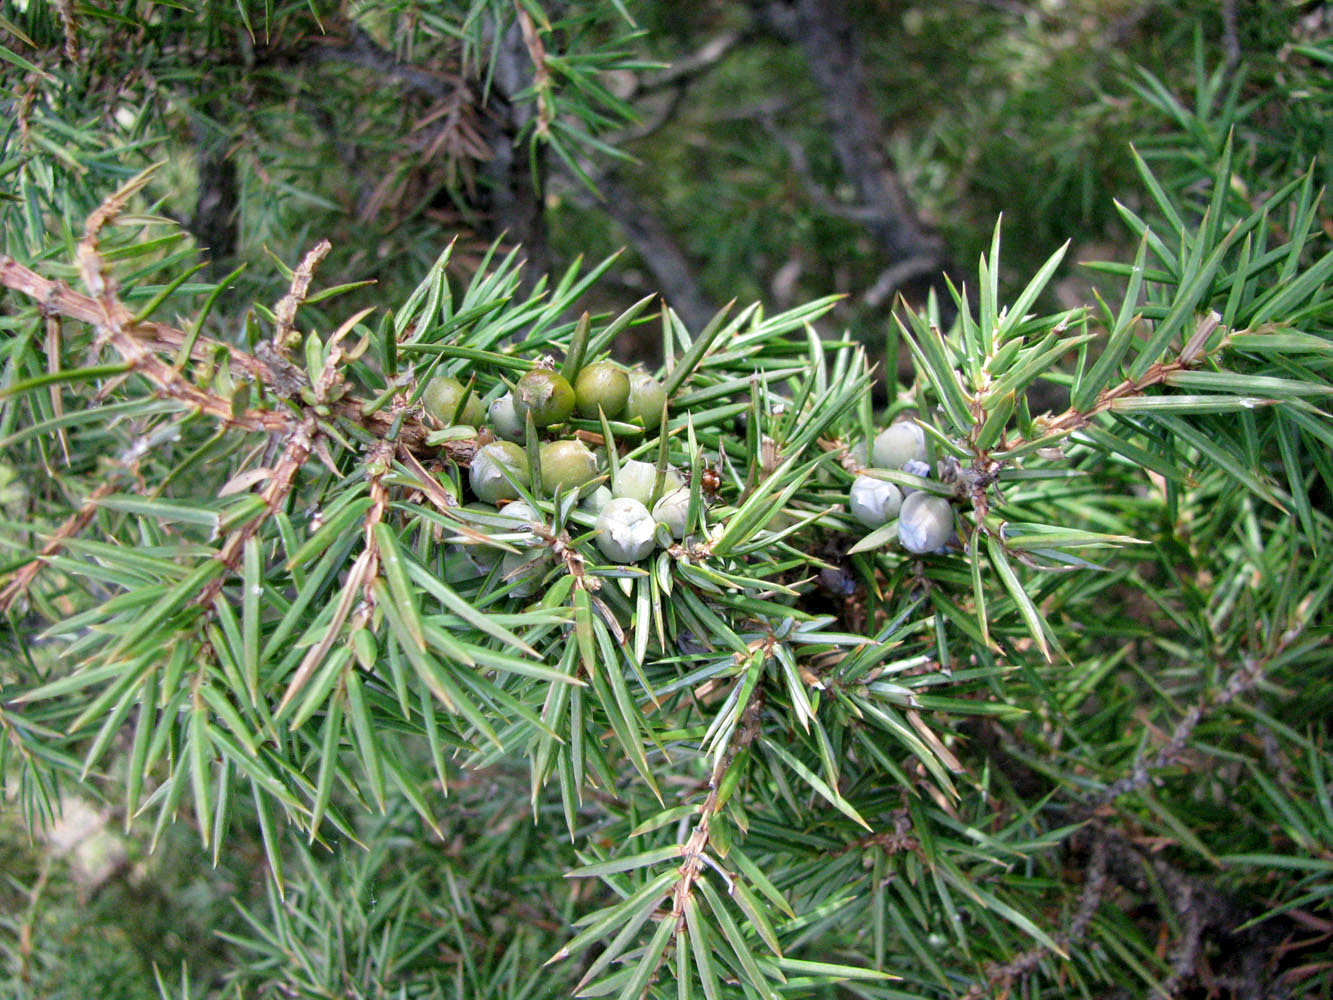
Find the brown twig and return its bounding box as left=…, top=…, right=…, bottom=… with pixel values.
left=513, top=2, right=552, bottom=139
left=1023, top=312, right=1229, bottom=445
left=863, top=256, right=942, bottom=310
left=54, top=0, right=80, bottom=62
left=43, top=310, right=71, bottom=466
left=274, top=437, right=394, bottom=717
left=640, top=31, right=747, bottom=94
left=670, top=644, right=771, bottom=924
left=273, top=239, right=331, bottom=349
left=196, top=417, right=316, bottom=608
left=1090, top=588, right=1317, bottom=811
left=0, top=481, right=118, bottom=613
left=0, top=255, right=269, bottom=382
left=962, top=836, right=1109, bottom=1000
left=0, top=252, right=442, bottom=455
left=302, top=20, right=466, bottom=104
left=0, top=168, right=422, bottom=619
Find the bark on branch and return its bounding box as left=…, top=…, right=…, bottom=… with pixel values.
left=572, top=174, right=717, bottom=333
left=753, top=0, right=955, bottom=313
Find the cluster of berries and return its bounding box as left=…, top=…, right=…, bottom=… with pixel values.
left=423, top=363, right=688, bottom=580
left=848, top=420, right=954, bottom=554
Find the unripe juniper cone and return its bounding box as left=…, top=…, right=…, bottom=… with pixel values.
left=873, top=420, right=927, bottom=469
left=470, top=441, right=530, bottom=504
left=580, top=485, right=613, bottom=514
left=488, top=392, right=525, bottom=441
left=456, top=499, right=542, bottom=573
left=898, top=492, right=954, bottom=553
left=622, top=372, right=667, bottom=429
left=457, top=503, right=506, bottom=573
left=849, top=474, right=904, bottom=528
left=652, top=486, right=691, bottom=539
left=595, top=496, right=657, bottom=563
left=421, top=375, right=484, bottom=427
left=613, top=459, right=684, bottom=506
left=539, top=439, right=598, bottom=494
left=574, top=361, right=630, bottom=419
left=496, top=499, right=541, bottom=528
left=513, top=369, right=576, bottom=428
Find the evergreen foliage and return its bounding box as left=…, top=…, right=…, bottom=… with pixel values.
left=1, top=3, right=1331, bottom=999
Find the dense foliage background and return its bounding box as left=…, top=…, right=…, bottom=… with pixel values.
left=2, top=2, right=1331, bottom=999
